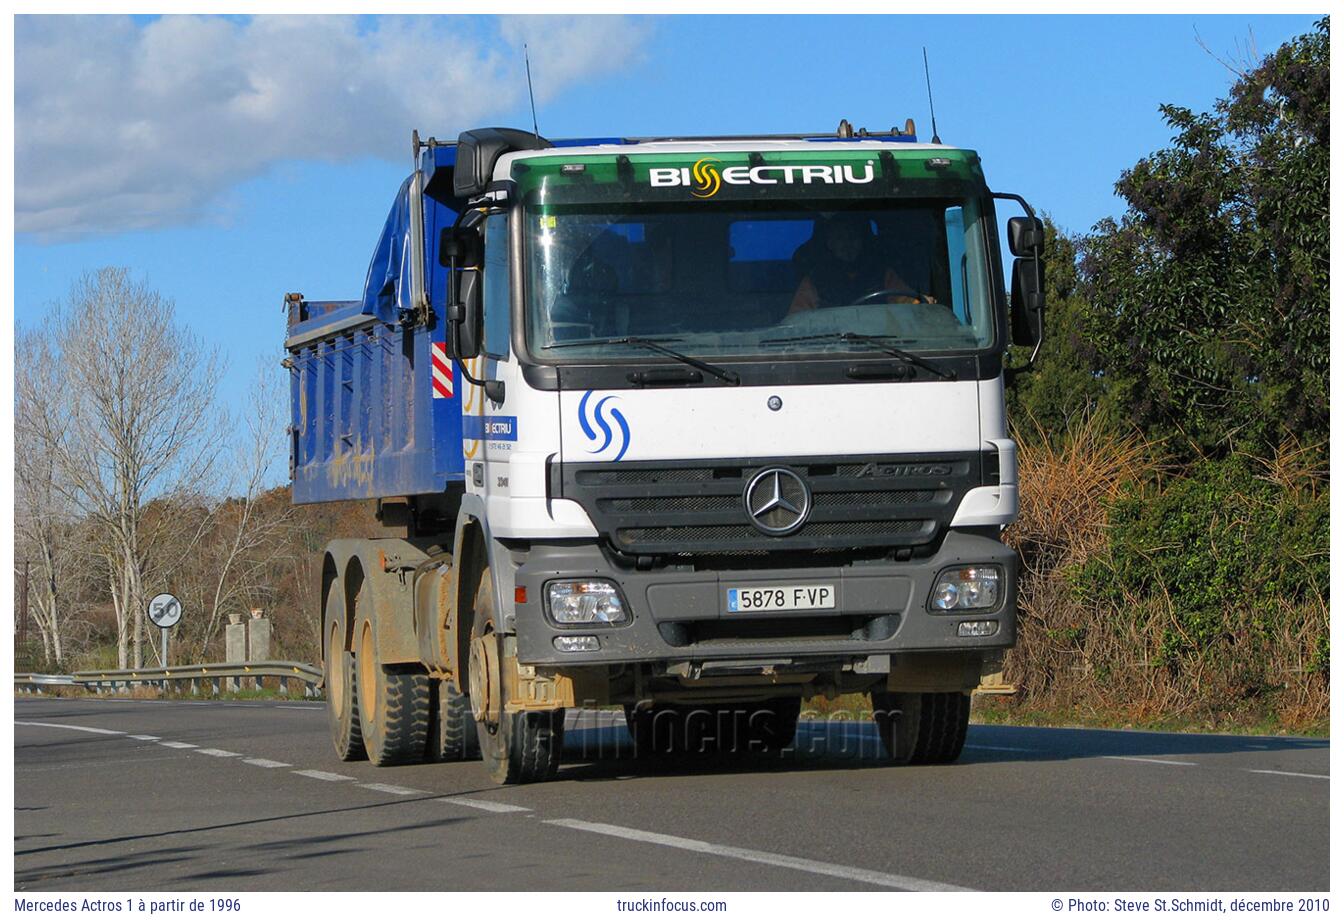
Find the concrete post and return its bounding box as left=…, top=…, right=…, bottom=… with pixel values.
left=225, top=613, right=247, bottom=664
left=247, top=609, right=272, bottom=663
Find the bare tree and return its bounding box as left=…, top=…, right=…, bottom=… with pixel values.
left=183, top=359, right=295, bottom=660
left=39, top=268, right=225, bottom=668
left=14, top=327, right=75, bottom=666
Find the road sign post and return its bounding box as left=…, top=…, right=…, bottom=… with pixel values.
left=147, top=593, right=182, bottom=668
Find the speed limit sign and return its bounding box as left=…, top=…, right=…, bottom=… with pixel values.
left=147, top=593, right=182, bottom=629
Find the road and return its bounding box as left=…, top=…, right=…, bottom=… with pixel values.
left=14, top=696, right=1329, bottom=891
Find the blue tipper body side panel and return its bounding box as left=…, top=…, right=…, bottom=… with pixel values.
left=285, top=145, right=465, bottom=504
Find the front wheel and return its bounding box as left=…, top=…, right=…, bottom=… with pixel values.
left=870, top=690, right=969, bottom=765
left=469, top=568, right=564, bottom=784
left=909, top=691, right=971, bottom=764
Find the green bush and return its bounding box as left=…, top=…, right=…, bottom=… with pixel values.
left=1081, top=455, right=1328, bottom=655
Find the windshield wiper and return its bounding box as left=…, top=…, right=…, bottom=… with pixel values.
left=542, top=336, right=740, bottom=386
left=759, top=332, right=955, bottom=381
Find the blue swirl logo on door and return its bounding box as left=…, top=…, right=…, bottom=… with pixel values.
left=578, top=390, right=631, bottom=461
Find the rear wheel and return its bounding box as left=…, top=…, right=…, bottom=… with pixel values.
left=353, top=578, right=430, bottom=766
left=324, top=590, right=364, bottom=761
left=426, top=678, right=480, bottom=762
left=469, top=568, right=564, bottom=784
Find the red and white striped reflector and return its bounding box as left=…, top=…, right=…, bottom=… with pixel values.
left=430, top=342, right=454, bottom=399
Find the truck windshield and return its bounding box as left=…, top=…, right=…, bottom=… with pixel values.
left=524, top=198, right=995, bottom=361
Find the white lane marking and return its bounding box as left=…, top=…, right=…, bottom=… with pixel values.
left=196, top=748, right=241, bottom=758
left=242, top=758, right=292, bottom=768
left=965, top=744, right=1036, bottom=752
left=1104, top=756, right=1196, bottom=766
left=293, top=769, right=354, bottom=782
left=278, top=705, right=321, bottom=710
left=15, top=720, right=124, bottom=736
left=358, top=783, right=427, bottom=796
left=129, top=734, right=160, bottom=741
left=1247, top=744, right=1270, bottom=749
left=546, top=818, right=973, bottom=891
left=438, top=797, right=533, bottom=814
left=158, top=741, right=198, bottom=749
left=1248, top=769, right=1330, bottom=780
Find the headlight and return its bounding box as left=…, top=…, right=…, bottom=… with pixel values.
left=929, top=566, right=1001, bottom=612
left=546, top=580, right=628, bottom=626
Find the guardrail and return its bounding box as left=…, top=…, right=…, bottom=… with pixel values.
left=14, top=661, right=324, bottom=699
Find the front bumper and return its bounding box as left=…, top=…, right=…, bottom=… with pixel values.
left=512, top=530, right=1017, bottom=666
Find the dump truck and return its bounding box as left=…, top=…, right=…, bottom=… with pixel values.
left=284, top=119, right=1045, bottom=784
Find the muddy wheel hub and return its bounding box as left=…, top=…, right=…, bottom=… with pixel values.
left=468, top=634, right=500, bottom=726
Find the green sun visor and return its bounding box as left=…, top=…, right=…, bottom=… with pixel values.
left=511, top=148, right=987, bottom=206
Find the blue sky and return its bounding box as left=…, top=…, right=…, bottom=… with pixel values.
left=14, top=14, right=1320, bottom=415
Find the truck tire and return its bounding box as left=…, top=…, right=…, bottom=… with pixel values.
left=354, top=580, right=430, bottom=766
left=468, top=568, right=564, bottom=784
left=870, top=690, right=922, bottom=765
left=741, top=697, right=801, bottom=753
left=625, top=703, right=727, bottom=758
left=909, top=691, right=971, bottom=765
left=324, top=592, right=365, bottom=761
left=426, top=678, right=480, bottom=762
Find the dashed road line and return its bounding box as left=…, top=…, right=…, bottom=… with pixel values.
left=157, top=741, right=198, bottom=749
left=546, top=818, right=974, bottom=891
left=292, top=769, right=354, bottom=782
left=1103, top=756, right=1196, bottom=766
left=358, top=783, right=427, bottom=796
left=129, top=734, right=160, bottom=741
left=15, top=721, right=124, bottom=736
left=196, top=748, right=241, bottom=758
left=242, top=758, right=291, bottom=768
left=438, top=797, right=532, bottom=814
left=278, top=705, right=321, bottom=710
left=1247, top=769, right=1329, bottom=780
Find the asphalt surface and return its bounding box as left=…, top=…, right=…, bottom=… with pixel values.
left=14, top=696, right=1330, bottom=891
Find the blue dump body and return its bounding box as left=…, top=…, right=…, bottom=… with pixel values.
left=285, top=132, right=919, bottom=505
left=285, top=143, right=465, bottom=504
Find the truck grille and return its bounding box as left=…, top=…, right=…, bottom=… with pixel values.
left=554, top=452, right=990, bottom=556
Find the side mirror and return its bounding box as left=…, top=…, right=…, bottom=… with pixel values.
left=444, top=211, right=505, bottom=402
left=1010, top=257, right=1045, bottom=347
left=1007, top=216, right=1044, bottom=257
left=451, top=269, right=483, bottom=360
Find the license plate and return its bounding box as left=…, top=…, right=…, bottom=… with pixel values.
left=726, top=584, right=836, bottom=612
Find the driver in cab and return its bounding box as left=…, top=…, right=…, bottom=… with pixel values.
left=787, top=213, right=931, bottom=316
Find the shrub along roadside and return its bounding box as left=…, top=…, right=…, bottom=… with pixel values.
left=996, top=425, right=1328, bottom=734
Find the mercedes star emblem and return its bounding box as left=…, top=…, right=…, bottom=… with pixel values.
left=743, top=468, right=811, bottom=535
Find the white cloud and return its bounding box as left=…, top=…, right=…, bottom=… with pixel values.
left=16, top=15, right=649, bottom=236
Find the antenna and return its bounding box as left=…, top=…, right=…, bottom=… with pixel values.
left=922, top=47, right=941, bottom=144
left=524, top=43, right=540, bottom=140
